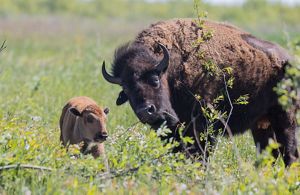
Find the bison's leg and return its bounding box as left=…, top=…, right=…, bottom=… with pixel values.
left=269, top=106, right=299, bottom=166
left=251, top=115, right=279, bottom=159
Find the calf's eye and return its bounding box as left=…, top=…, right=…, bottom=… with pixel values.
left=86, top=114, right=94, bottom=123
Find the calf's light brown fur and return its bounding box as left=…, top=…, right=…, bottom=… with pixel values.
left=59, top=96, right=109, bottom=158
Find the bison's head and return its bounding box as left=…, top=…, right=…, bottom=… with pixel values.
left=102, top=43, right=179, bottom=129
left=69, top=106, right=109, bottom=142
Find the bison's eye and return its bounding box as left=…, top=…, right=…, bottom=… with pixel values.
left=148, top=74, right=160, bottom=88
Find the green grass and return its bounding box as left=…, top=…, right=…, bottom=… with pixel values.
left=0, top=15, right=299, bottom=194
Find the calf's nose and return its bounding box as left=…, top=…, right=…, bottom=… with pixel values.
left=95, top=132, right=108, bottom=141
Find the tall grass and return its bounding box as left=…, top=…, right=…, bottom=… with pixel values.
left=0, top=2, right=299, bottom=193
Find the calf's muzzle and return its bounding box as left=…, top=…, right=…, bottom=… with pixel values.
left=94, top=132, right=108, bottom=142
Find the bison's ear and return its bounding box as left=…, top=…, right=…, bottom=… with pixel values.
left=69, top=107, right=82, bottom=116
left=116, top=91, right=128, bottom=105
left=104, top=107, right=109, bottom=115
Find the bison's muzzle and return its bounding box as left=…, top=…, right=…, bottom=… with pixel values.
left=135, top=103, right=179, bottom=129
left=135, top=104, right=162, bottom=126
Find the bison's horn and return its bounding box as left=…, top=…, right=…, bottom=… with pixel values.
left=156, top=43, right=169, bottom=73
left=102, top=61, right=122, bottom=85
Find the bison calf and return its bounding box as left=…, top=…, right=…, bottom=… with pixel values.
left=59, top=96, right=109, bottom=158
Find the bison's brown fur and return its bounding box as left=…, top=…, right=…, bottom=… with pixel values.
left=105, top=19, right=298, bottom=166
left=59, top=96, right=109, bottom=158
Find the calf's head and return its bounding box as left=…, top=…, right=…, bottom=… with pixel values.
left=102, top=43, right=179, bottom=129
left=69, top=106, right=109, bottom=142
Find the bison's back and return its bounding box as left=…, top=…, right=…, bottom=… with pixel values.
left=134, top=19, right=289, bottom=85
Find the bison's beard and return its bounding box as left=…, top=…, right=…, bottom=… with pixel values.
left=162, top=110, right=180, bottom=128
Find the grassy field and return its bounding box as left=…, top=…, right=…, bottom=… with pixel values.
left=0, top=1, right=300, bottom=194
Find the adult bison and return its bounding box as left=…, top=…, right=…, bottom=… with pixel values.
left=102, top=19, right=299, bottom=166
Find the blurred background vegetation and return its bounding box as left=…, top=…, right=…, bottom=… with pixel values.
left=0, top=0, right=299, bottom=194
left=0, top=0, right=300, bottom=41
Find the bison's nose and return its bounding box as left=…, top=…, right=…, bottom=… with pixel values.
left=136, top=104, right=157, bottom=122
left=147, top=104, right=156, bottom=115
left=95, top=132, right=108, bottom=141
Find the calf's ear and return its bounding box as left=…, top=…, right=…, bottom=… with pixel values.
left=69, top=107, right=81, bottom=116
left=116, top=91, right=128, bottom=105
left=104, top=107, right=109, bottom=115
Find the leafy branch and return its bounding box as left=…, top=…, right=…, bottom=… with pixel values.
left=0, top=164, right=54, bottom=172
left=189, top=1, right=247, bottom=183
